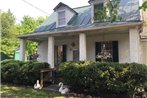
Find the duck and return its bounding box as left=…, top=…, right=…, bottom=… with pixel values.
left=34, top=80, right=42, bottom=89
left=58, top=82, right=69, bottom=94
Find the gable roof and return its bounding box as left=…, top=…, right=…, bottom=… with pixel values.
left=35, top=5, right=91, bottom=33
left=53, top=2, right=78, bottom=14
left=34, top=0, right=140, bottom=33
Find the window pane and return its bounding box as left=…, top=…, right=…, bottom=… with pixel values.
left=58, top=11, right=65, bottom=18
left=73, top=49, right=79, bottom=61
left=58, top=18, right=65, bottom=25
left=58, top=11, right=65, bottom=25
left=96, top=41, right=113, bottom=62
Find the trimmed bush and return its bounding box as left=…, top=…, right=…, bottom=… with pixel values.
left=1, top=59, right=50, bottom=85
left=59, top=61, right=147, bottom=97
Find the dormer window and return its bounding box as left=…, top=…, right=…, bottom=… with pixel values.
left=58, top=11, right=66, bottom=26
left=94, top=3, right=104, bottom=18
left=54, top=2, right=78, bottom=27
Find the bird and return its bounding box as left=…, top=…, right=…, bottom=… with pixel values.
left=58, top=82, right=69, bottom=94
left=34, top=80, right=42, bottom=89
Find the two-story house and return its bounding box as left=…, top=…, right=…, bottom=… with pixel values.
left=17, top=0, right=147, bottom=68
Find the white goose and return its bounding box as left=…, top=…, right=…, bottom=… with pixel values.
left=58, top=82, right=69, bottom=94
left=34, top=80, right=42, bottom=89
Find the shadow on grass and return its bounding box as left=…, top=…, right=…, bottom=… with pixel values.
left=1, top=84, right=73, bottom=98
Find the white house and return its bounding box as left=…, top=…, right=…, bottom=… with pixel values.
left=17, top=0, right=147, bottom=68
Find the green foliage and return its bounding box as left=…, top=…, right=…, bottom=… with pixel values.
left=1, top=10, right=46, bottom=58
left=18, top=16, right=46, bottom=55
left=59, top=61, right=147, bottom=96
left=139, top=1, right=147, bottom=11
left=94, top=0, right=122, bottom=22
left=0, top=10, right=19, bottom=57
left=1, top=59, right=50, bottom=85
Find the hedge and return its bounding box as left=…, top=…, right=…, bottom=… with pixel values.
left=1, top=59, right=50, bottom=85
left=59, top=61, right=147, bottom=97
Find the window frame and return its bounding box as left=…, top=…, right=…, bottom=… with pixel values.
left=95, top=41, right=119, bottom=62
left=94, top=2, right=104, bottom=21
left=57, top=10, right=66, bottom=27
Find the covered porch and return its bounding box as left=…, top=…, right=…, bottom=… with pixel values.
left=17, top=22, right=142, bottom=68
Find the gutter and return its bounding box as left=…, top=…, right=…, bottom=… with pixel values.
left=17, top=22, right=142, bottom=38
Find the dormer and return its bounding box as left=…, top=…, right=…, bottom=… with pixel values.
left=88, top=0, right=110, bottom=23
left=54, top=2, right=78, bottom=27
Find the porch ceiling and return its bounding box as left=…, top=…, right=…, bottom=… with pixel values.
left=17, top=22, right=142, bottom=42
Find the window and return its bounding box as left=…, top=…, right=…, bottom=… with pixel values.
left=73, top=49, right=79, bottom=61
left=94, top=3, right=103, bottom=16
left=95, top=41, right=119, bottom=62
left=58, top=11, right=66, bottom=26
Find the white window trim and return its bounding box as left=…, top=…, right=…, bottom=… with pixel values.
left=57, top=10, right=66, bottom=27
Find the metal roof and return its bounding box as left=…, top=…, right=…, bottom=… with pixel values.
left=53, top=2, right=78, bottom=14
left=34, top=0, right=140, bottom=33
left=17, top=21, right=142, bottom=39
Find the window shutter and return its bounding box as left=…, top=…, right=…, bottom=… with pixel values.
left=112, top=41, right=119, bottom=62
left=95, top=42, right=101, bottom=61
left=62, top=45, right=67, bottom=62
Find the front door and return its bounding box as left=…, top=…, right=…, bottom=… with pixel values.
left=55, top=45, right=67, bottom=65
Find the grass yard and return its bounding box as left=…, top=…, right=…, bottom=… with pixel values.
left=0, top=84, right=74, bottom=98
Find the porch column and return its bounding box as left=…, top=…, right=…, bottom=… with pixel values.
left=48, top=36, right=54, bottom=68
left=79, top=33, right=87, bottom=60
left=129, top=27, right=140, bottom=63
left=19, top=39, right=26, bottom=61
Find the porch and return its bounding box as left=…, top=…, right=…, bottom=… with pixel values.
left=17, top=22, right=142, bottom=68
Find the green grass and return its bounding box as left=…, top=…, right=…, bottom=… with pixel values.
left=0, top=84, right=73, bottom=98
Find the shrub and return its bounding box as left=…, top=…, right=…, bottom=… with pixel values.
left=1, top=59, right=50, bottom=85
left=59, top=61, right=147, bottom=97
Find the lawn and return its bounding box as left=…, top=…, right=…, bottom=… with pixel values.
left=0, top=84, right=74, bottom=98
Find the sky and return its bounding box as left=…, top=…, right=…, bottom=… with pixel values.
left=1, top=0, right=89, bottom=23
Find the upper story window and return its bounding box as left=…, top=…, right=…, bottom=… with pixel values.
left=58, top=11, right=66, bottom=26
left=94, top=3, right=104, bottom=21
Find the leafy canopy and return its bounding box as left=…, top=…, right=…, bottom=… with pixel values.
left=1, top=10, right=46, bottom=58
left=94, top=0, right=121, bottom=22
left=139, top=1, right=147, bottom=11
left=1, top=10, right=19, bottom=57
left=18, top=16, right=46, bottom=56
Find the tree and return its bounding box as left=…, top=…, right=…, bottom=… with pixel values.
left=139, top=1, right=147, bottom=11
left=94, top=0, right=121, bottom=22
left=1, top=10, right=19, bottom=58
left=1, top=10, right=46, bottom=59
left=19, top=16, right=46, bottom=57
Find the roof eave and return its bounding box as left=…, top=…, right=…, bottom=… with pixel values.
left=17, top=22, right=143, bottom=39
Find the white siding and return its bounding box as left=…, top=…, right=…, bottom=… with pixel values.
left=37, top=41, right=48, bottom=62
left=56, top=6, right=75, bottom=27
left=37, top=32, right=130, bottom=63
left=86, top=33, right=130, bottom=63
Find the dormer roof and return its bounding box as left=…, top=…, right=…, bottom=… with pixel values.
left=53, top=2, right=78, bottom=15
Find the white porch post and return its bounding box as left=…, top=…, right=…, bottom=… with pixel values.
left=129, top=27, right=140, bottom=63
left=48, top=36, right=54, bottom=68
left=19, top=39, right=26, bottom=61
left=79, top=33, right=87, bottom=60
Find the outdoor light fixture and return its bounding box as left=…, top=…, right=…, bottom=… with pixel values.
left=71, top=42, right=76, bottom=47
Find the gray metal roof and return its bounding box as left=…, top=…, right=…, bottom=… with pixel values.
left=53, top=2, right=78, bottom=14
left=34, top=0, right=140, bottom=33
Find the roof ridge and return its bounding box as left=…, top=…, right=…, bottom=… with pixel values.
left=73, top=5, right=90, bottom=9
